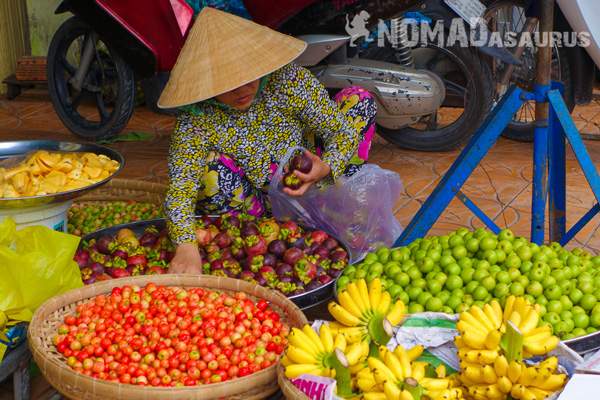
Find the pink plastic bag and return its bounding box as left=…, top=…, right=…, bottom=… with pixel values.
left=268, top=147, right=403, bottom=262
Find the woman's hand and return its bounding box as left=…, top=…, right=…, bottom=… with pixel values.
left=283, top=150, right=331, bottom=197
left=169, top=243, right=203, bottom=274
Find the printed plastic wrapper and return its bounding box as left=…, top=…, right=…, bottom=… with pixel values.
left=0, top=218, right=83, bottom=359
left=269, top=147, right=403, bottom=262
left=291, top=375, right=338, bottom=400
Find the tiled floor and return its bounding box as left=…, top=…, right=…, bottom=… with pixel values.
left=5, top=90, right=600, bottom=253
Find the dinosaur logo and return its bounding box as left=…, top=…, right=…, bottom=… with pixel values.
left=345, top=10, right=371, bottom=47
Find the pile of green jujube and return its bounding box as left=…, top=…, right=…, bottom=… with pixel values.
left=337, top=228, right=600, bottom=340
left=68, top=201, right=164, bottom=236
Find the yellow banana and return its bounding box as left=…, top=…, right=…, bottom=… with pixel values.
left=459, top=312, right=491, bottom=334
left=491, top=300, right=503, bottom=323
left=508, top=360, right=522, bottom=383
left=534, top=373, right=567, bottom=391
left=421, top=377, right=450, bottom=391
left=456, top=321, right=488, bottom=338
left=412, top=361, right=427, bottom=381
left=393, top=345, right=412, bottom=378
left=454, top=336, right=466, bottom=349
left=281, top=355, right=291, bottom=367
left=377, top=291, right=392, bottom=316
left=511, top=383, right=526, bottom=399
left=357, top=279, right=371, bottom=311
left=494, top=355, right=509, bottom=377
left=368, top=279, right=382, bottom=312
left=384, top=350, right=405, bottom=381
left=368, top=357, right=396, bottom=384
left=462, top=331, right=487, bottom=350
left=485, top=330, right=502, bottom=350
left=399, top=390, right=413, bottom=400
left=464, top=349, right=498, bottom=364
left=346, top=341, right=369, bottom=366
left=508, top=311, right=522, bottom=330
left=287, top=345, right=318, bottom=364
left=358, top=378, right=378, bottom=392
left=302, top=325, right=325, bottom=353
left=285, top=363, right=322, bottom=378
left=517, top=366, right=536, bottom=386
left=482, top=365, right=497, bottom=384
left=334, top=331, right=347, bottom=352
left=347, top=282, right=367, bottom=313
left=384, top=380, right=402, bottom=400
left=485, top=384, right=504, bottom=400
left=497, top=376, right=513, bottom=393
left=523, top=336, right=559, bottom=355
left=462, top=366, right=484, bottom=384
left=319, top=323, right=334, bottom=353
left=289, top=328, right=319, bottom=356
left=537, top=356, right=558, bottom=372
left=339, top=290, right=363, bottom=318
left=329, top=302, right=362, bottom=326
left=436, top=364, right=447, bottom=379
left=363, top=393, right=388, bottom=400
left=406, top=344, right=424, bottom=361
left=503, top=296, right=516, bottom=322
left=483, top=304, right=501, bottom=329
left=519, top=308, right=540, bottom=334
left=340, top=326, right=366, bottom=343
left=469, top=306, right=496, bottom=331
left=528, top=387, right=551, bottom=399
left=523, top=325, right=553, bottom=339
left=386, top=301, right=406, bottom=326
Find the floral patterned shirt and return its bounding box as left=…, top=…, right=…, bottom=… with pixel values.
left=166, top=63, right=359, bottom=244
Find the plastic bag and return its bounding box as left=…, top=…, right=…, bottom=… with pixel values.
left=0, top=218, right=83, bottom=359
left=268, top=147, right=403, bottom=262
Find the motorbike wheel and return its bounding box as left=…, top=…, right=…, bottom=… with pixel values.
left=365, top=44, right=494, bottom=151
left=47, top=17, right=135, bottom=140
left=485, top=0, right=575, bottom=142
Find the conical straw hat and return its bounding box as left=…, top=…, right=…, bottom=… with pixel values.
left=158, top=7, right=307, bottom=108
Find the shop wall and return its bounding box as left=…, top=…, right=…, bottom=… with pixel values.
left=27, top=0, right=68, bottom=57
left=0, top=0, right=30, bottom=94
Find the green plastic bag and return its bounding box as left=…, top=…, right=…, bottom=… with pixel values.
left=0, top=218, right=83, bottom=359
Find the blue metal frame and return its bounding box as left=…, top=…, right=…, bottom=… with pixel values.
left=394, top=82, right=600, bottom=248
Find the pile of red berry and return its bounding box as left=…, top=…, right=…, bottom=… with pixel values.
left=53, top=283, right=289, bottom=387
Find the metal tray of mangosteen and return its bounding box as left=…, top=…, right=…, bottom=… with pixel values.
left=81, top=217, right=347, bottom=310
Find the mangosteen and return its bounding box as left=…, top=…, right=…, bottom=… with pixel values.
left=322, top=238, right=339, bottom=251
left=283, top=247, right=303, bottom=265
left=290, top=153, right=313, bottom=174
left=139, top=232, right=159, bottom=247
left=214, top=232, right=232, bottom=248
left=74, top=249, right=90, bottom=268
left=268, top=240, right=287, bottom=257
left=96, top=236, right=113, bottom=255
left=241, top=222, right=260, bottom=238
left=263, top=253, right=277, bottom=267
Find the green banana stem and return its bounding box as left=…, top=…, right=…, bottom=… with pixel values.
left=368, top=313, right=392, bottom=346
left=402, top=377, right=423, bottom=400
left=501, top=321, right=524, bottom=362
left=326, top=350, right=354, bottom=398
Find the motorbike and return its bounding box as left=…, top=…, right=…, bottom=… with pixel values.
left=48, top=0, right=514, bottom=151
left=483, top=0, right=598, bottom=141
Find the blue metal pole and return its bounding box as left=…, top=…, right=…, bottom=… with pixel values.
left=394, top=87, right=525, bottom=247
left=456, top=191, right=501, bottom=234
left=531, top=84, right=551, bottom=245
left=548, top=82, right=566, bottom=243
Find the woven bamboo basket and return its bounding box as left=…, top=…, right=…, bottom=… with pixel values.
left=277, top=364, right=310, bottom=400
left=28, top=274, right=308, bottom=400
left=75, top=178, right=167, bottom=205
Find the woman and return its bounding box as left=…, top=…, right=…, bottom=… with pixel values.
left=159, top=8, right=377, bottom=274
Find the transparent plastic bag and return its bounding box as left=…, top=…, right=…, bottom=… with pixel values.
left=268, top=147, right=403, bottom=263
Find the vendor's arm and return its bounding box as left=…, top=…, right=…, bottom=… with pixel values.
left=165, top=113, right=207, bottom=273
left=289, top=64, right=360, bottom=180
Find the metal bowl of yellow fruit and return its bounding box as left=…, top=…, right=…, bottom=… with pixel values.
left=0, top=140, right=124, bottom=208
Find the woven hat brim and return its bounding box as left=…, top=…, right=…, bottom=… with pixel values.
left=158, top=8, right=307, bottom=109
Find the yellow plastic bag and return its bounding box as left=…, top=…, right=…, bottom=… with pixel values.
left=0, top=218, right=83, bottom=358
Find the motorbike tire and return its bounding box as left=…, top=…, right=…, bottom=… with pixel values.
left=370, top=44, right=494, bottom=152
left=485, top=0, right=575, bottom=142
left=47, top=17, right=135, bottom=141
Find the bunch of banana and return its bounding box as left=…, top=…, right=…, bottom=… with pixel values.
left=360, top=345, right=464, bottom=400
left=460, top=356, right=567, bottom=400
left=455, top=300, right=503, bottom=351
left=283, top=324, right=370, bottom=379
left=503, top=296, right=559, bottom=356
left=328, top=278, right=406, bottom=345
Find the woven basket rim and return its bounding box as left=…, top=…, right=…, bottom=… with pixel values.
left=28, top=274, right=308, bottom=398
left=277, top=363, right=310, bottom=400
